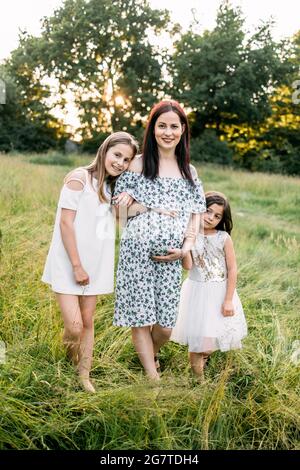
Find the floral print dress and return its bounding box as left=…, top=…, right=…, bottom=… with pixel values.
left=113, top=168, right=206, bottom=328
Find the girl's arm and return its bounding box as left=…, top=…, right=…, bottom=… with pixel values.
left=181, top=212, right=202, bottom=256
left=60, top=180, right=89, bottom=285
left=128, top=203, right=179, bottom=219
left=112, top=192, right=134, bottom=228
left=222, top=235, right=238, bottom=316
left=116, top=198, right=179, bottom=220
left=113, top=199, right=146, bottom=231
left=113, top=155, right=144, bottom=223
left=182, top=251, right=193, bottom=270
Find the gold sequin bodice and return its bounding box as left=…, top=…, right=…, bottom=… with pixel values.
left=189, top=231, right=228, bottom=283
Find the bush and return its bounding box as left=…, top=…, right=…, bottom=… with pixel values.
left=239, top=144, right=300, bottom=176
left=190, top=130, right=233, bottom=165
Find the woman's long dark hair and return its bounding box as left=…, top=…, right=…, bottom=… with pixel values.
left=205, top=191, right=233, bottom=235
left=142, top=100, right=194, bottom=184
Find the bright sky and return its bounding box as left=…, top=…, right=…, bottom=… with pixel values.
left=0, top=0, right=299, bottom=61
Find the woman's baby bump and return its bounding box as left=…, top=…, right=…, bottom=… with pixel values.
left=124, top=207, right=189, bottom=254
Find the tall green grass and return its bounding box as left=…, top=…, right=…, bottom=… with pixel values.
left=0, top=154, right=299, bottom=449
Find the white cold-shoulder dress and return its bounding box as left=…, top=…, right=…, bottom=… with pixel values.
left=42, top=168, right=115, bottom=295
left=171, top=231, right=247, bottom=352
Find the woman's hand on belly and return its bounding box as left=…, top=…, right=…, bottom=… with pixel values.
left=152, top=208, right=178, bottom=218
left=152, top=248, right=182, bottom=263
left=127, top=206, right=179, bottom=219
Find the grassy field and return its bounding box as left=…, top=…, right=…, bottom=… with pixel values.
left=0, top=152, right=300, bottom=450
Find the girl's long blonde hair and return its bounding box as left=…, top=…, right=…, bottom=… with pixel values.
left=85, top=131, right=139, bottom=202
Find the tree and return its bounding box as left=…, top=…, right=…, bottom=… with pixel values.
left=171, top=1, right=291, bottom=136
left=227, top=31, right=300, bottom=174
left=30, top=0, right=170, bottom=141
left=0, top=59, right=65, bottom=152
left=0, top=28, right=68, bottom=153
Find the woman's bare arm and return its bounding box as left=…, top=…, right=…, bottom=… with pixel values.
left=128, top=202, right=148, bottom=218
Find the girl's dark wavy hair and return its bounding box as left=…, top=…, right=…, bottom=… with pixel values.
left=142, top=100, right=194, bottom=184
left=205, top=191, right=233, bottom=235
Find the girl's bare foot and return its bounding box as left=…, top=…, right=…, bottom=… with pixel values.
left=190, top=354, right=205, bottom=378
left=65, top=340, right=80, bottom=366
left=79, top=376, right=96, bottom=393
left=202, top=354, right=210, bottom=369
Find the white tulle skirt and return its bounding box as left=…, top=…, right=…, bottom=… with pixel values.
left=171, top=278, right=247, bottom=353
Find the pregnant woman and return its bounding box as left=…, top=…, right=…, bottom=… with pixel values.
left=113, top=100, right=206, bottom=380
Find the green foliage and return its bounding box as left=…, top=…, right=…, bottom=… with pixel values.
left=0, top=62, right=67, bottom=152
left=0, top=155, right=300, bottom=450
left=1, top=0, right=299, bottom=175
left=35, top=0, right=170, bottom=137
left=171, top=2, right=292, bottom=132
left=190, top=130, right=233, bottom=165
left=80, top=131, right=111, bottom=154
left=241, top=140, right=300, bottom=176
left=226, top=81, right=300, bottom=175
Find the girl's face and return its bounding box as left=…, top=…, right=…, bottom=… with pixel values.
left=204, top=203, right=224, bottom=230
left=154, top=111, right=184, bottom=152
left=105, top=143, right=134, bottom=176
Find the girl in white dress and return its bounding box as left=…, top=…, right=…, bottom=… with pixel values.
left=42, top=132, right=138, bottom=392
left=171, top=191, right=247, bottom=378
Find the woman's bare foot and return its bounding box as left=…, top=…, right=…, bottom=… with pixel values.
left=154, top=355, right=161, bottom=372
left=147, top=370, right=160, bottom=382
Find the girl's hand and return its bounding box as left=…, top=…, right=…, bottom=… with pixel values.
left=222, top=301, right=235, bottom=317
left=73, top=265, right=90, bottom=286
left=184, top=225, right=196, bottom=239
left=152, top=248, right=183, bottom=263
left=112, top=192, right=134, bottom=207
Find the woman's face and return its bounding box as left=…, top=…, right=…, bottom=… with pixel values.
left=154, top=111, right=184, bottom=152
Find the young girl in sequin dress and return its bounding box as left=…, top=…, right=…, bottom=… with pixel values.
left=42, top=132, right=138, bottom=392
left=171, top=191, right=247, bottom=377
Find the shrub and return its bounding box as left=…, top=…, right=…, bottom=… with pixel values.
left=191, top=130, right=233, bottom=165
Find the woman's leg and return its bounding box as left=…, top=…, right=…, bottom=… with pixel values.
left=56, top=293, right=83, bottom=365
left=151, top=324, right=172, bottom=370
left=131, top=326, right=160, bottom=380
left=77, top=295, right=97, bottom=393
left=151, top=324, right=172, bottom=356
